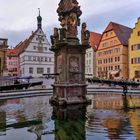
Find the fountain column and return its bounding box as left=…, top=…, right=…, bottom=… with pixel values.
left=50, top=0, right=91, bottom=105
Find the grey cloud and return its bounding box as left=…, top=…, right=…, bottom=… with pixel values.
left=82, top=1, right=139, bottom=33
left=0, top=0, right=140, bottom=46
left=0, top=28, right=34, bottom=47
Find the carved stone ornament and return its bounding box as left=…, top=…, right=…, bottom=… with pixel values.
left=57, top=0, right=82, bottom=38
left=50, top=27, right=59, bottom=45
left=81, top=22, right=90, bottom=45
left=57, top=0, right=79, bottom=14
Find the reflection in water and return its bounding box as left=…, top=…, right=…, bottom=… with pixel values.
left=0, top=96, right=52, bottom=140
left=86, top=94, right=140, bottom=140
left=0, top=94, right=140, bottom=139
left=128, top=110, right=140, bottom=140
left=0, top=111, right=6, bottom=136
left=86, top=109, right=134, bottom=140
left=52, top=105, right=87, bottom=140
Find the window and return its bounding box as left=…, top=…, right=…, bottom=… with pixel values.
left=102, top=42, right=107, bottom=47
left=114, top=48, right=120, bottom=53
left=115, top=57, right=117, bottom=62
left=40, top=57, right=43, bottom=62
left=37, top=68, right=44, bottom=74
left=138, top=31, right=140, bottom=36
left=29, top=67, right=33, bottom=74
left=33, top=56, right=36, bottom=61
left=33, top=46, right=36, bottom=50
left=131, top=58, right=133, bottom=64
left=47, top=68, right=50, bottom=74
left=98, top=60, right=102, bottom=64
left=132, top=57, right=140, bottom=64
left=44, top=47, right=47, bottom=51
left=37, top=57, right=41, bottom=61
left=118, top=65, right=120, bottom=70
left=118, top=57, right=120, bottom=61
left=38, top=46, right=43, bottom=52
left=13, top=68, right=17, bottom=72
left=135, top=71, right=140, bottom=78
left=98, top=52, right=102, bottom=57
left=89, top=53, right=91, bottom=57
left=49, top=58, right=51, bottom=62
left=28, top=56, right=32, bottom=61
left=45, top=57, right=48, bottom=62
left=89, top=60, right=91, bottom=64
left=131, top=44, right=140, bottom=50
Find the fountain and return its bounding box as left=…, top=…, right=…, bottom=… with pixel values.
left=50, top=0, right=91, bottom=105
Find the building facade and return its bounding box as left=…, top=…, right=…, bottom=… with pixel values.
left=85, top=32, right=101, bottom=78
left=15, top=12, right=54, bottom=77
left=0, top=38, right=8, bottom=76
left=129, top=17, right=140, bottom=81
left=96, top=22, right=132, bottom=80
left=6, top=49, right=20, bottom=76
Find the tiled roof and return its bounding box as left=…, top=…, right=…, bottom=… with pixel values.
left=7, top=49, right=18, bottom=57
left=14, top=29, right=39, bottom=55
left=89, top=32, right=101, bottom=51
left=104, top=22, right=132, bottom=46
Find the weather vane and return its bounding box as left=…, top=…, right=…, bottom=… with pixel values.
left=38, top=8, right=40, bottom=15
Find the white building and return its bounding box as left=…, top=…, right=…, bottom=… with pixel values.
left=85, top=32, right=101, bottom=78
left=15, top=11, right=54, bottom=77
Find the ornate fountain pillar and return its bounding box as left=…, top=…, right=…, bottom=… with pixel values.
left=50, top=0, right=91, bottom=105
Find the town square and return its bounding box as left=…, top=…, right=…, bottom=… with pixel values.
left=0, top=0, right=140, bottom=140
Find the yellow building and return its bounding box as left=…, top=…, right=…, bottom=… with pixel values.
left=129, top=17, right=140, bottom=81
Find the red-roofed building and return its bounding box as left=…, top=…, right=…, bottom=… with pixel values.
left=96, top=22, right=132, bottom=80
left=6, top=49, right=20, bottom=76
left=14, top=11, right=54, bottom=77
left=85, top=32, right=101, bottom=77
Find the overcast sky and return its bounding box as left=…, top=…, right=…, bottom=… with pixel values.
left=0, top=0, right=139, bottom=47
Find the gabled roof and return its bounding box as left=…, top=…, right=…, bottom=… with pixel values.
left=7, top=49, right=18, bottom=57
left=130, top=17, right=140, bottom=39
left=14, top=29, right=39, bottom=55
left=89, top=32, right=101, bottom=51
left=104, top=22, right=132, bottom=46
